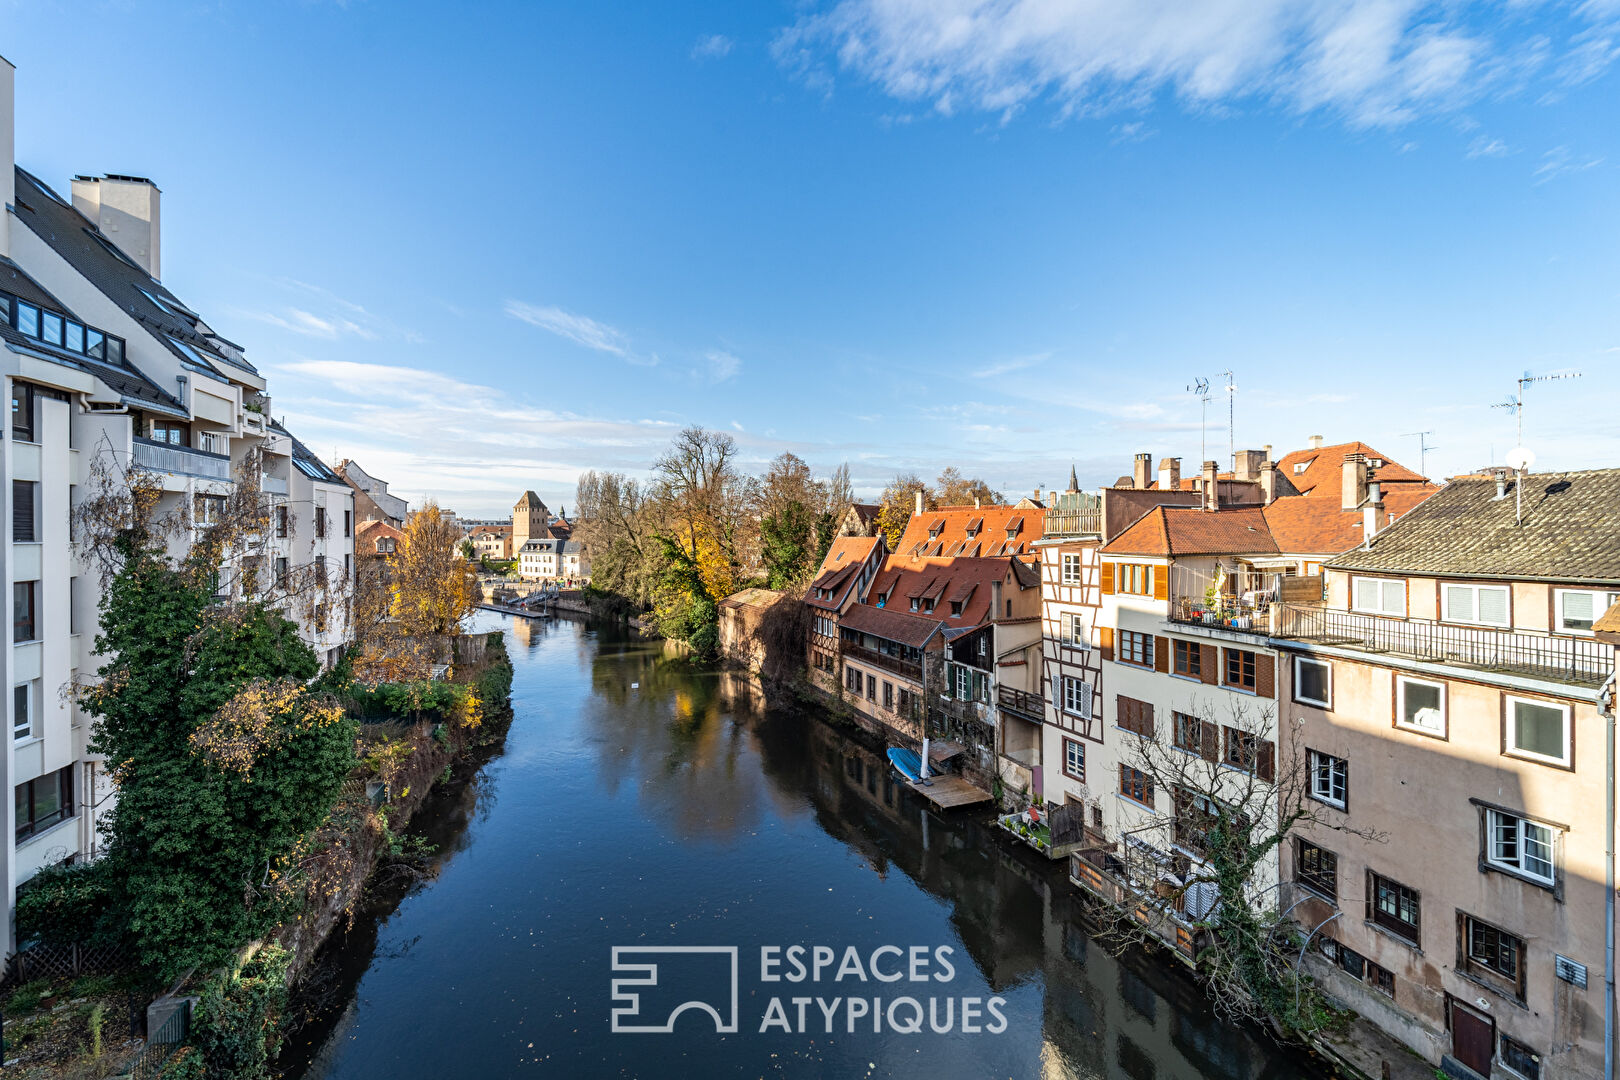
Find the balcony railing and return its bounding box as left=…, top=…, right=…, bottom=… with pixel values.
left=261, top=474, right=288, bottom=495
left=841, top=642, right=922, bottom=681
left=1169, top=564, right=1286, bottom=632
left=1043, top=505, right=1102, bottom=537
left=997, top=684, right=1045, bottom=721
left=1275, top=602, right=1611, bottom=686
left=132, top=437, right=231, bottom=481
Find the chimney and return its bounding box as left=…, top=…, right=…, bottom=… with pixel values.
left=914, top=489, right=923, bottom=517
left=1341, top=453, right=1368, bottom=511
left=1234, top=449, right=1265, bottom=481
left=1362, top=479, right=1384, bottom=541
left=1201, top=460, right=1219, bottom=512
left=1494, top=471, right=1509, bottom=500
left=0, top=55, right=13, bottom=259
left=1157, top=457, right=1181, bottom=492
left=1133, top=452, right=1153, bottom=490
left=1308, top=434, right=1324, bottom=450
left=71, top=173, right=162, bottom=280
left=1260, top=460, right=1277, bottom=505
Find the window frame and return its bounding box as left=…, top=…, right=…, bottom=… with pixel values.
left=1293, top=655, right=1331, bottom=707
left=1350, top=575, right=1406, bottom=617
left=1117, top=764, right=1154, bottom=809
left=1482, top=807, right=1557, bottom=887
left=1061, top=676, right=1091, bottom=719
left=1553, top=588, right=1620, bottom=635
left=1171, top=711, right=1202, bottom=755
left=1502, top=694, right=1572, bottom=768
left=1461, top=913, right=1525, bottom=987
left=1395, top=675, right=1447, bottom=738
left=1116, top=562, right=1154, bottom=597
left=13, top=580, right=37, bottom=643
left=1308, top=749, right=1348, bottom=810
left=1225, top=648, right=1257, bottom=690
left=1119, top=629, right=1152, bottom=668
left=12, top=680, right=34, bottom=742
left=1369, top=871, right=1421, bottom=946
left=1498, top=1034, right=1541, bottom=1080
left=1295, top=838, right=1338, bottom=900
left=1173, top=639, right=1201, bottom=678
left=1060, top=552, right=1082, bottom=585
left=1062, top=737, right=1085, bottom=783
left=1441, top=581, right=1512, bottom=628
left=14, top=764, right=74, bottom=843
left=1062, top=611, right=1087, bottom=648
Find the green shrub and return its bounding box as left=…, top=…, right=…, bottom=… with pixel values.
left=15, top=862, right=119, bottom=946
left=183, top=945, right=292, bottom=1080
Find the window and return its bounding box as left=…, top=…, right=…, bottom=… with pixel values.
left=1117, top=563, right=1154, bottom=596
left=865, top=674, right=876, bottom=702
left=1062, top=612, right=1086, bottom=647
left=883, top=682, right=894, bottom=709
left=40, top=311, right=63, bottom=346
left=12, top=479, right=36, bottom=542
left=1118, top=765, right=1154, bottom=808
left=1485, top=809, right=1556, bottom=885
left=1499, top=1035, right=1540, bottom=1080
left=1225, top=648, right=1256, bottom=689
left=1061, top=553, right=1082, bottom=585
left=315, top=508, right=328, bottom=539
left=1368, top=960, right=1395, bottom=998
left=1173, top=639, right=1201, bottom=678
left=151, top=420, right=188, bottom=446
left=13, top=580, right=37, bottom=642
left=1336, top=943, right=1366, bottom=980
left=14, top=765, right=74, bottom=842
left=1442, top=583, right=1510, bottom=627
left=344, top=510, right=353, bottom=538
left=1116, top=695, right=1154, bottom=738
left=11, top=382, right=35, bottom=442
left=193, top=494, right=225, bottom=527
left=275, top=505, right=289, bottom=538
left=1172, top=712, right=1204, bottom=754
left=1061, top=676, right=1092, bottom=719
left=1463, top=915, right=1524, bottom=984
left=13, top=682, right=33, bottom=741
left=1555, top=588, right=1620, bottom=633
left=15, top=300, right=39, bottom=338
left=1063, top=738, right=1085, bottom=782
left=85, top=329, right=105, bottom=359
left=1223, top=727, right=1275, bottom=779
left=1308, top=750, right=1348, bottom=809
left=64, top=321, right=84, bottom=353
left=1294, top=656, right=1330, bottom=707
left=1119, top=630, right=1152, bottom=667
left=949, top=600, right=963, bottom=616
left=1293, top=461, right=1309, bottom=474
left=1504, top=695, right=1571, bottom=767
left=274, top=557, right=289, bottom=589
left=1296, top=840, right=1337, bottom=899
left=1370, top=872, right=1420, bottom=945
left=1351, top=576, right=1405, bottom=616
left=1396, top=676, right=1446, bottom=736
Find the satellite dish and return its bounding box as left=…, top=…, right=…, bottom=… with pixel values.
left=1505, top=447, right=1536, bottom=472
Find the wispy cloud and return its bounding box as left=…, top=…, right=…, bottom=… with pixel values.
left=241, top=307, right=377, bottom=341
left=692, top=33, right=734, bottom=61
left=1466, top=135, right=1510, bottom=158
left=505, top=301, right=633, bottom=357
left=1533, top=144, right=1604, bottom=183
left=974, top=351, right=1050, bottom=379
left=773, top=1, right=1618, bottom=129
left=706, top=349, right=742, bottom=382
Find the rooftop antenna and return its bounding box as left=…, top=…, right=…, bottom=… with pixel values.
left=1492, top=368, right=1581, bottom=449
left=1401, top=431, right=1435, bottom=478
left=1186, top=378, right=1212, bottom=463
left=1220, top=369, right=1237, bottom=472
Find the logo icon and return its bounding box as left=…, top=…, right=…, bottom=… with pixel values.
left=610, top=946, right=740, bottom=1033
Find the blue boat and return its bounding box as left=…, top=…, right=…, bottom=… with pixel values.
left=887, top=747, right=930, bottom=785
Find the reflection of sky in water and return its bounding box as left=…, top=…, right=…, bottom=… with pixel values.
left=291, top=615, right=1323, bottom=1080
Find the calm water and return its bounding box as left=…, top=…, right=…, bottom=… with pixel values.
left=284, top=613, right=1332, bottom=1080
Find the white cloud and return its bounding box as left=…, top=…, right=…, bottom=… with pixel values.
left=241, top=307, right=377, bottom=340
left=974, top=351, right=1051, bottom=378
left=1467, top=135, right=1510, bottom=157
left=505, top=301, right=633, bottom=357
left=774, top=0, right=1617, bottom=128
left=692, top=33, right=735, bottom=60
left=1533, top=144, right=1604, bottom=183
left=706, top=349, right=742, bottom=382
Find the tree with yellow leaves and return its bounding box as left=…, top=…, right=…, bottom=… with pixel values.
left=390, top=502, right=478, bottom=638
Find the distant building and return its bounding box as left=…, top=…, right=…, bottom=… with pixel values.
left=837, top=502, right=881, bottom=538
left=468, top=524, right=512, bottom=560
left=337, top=460, right=407, bottom=527
left=512, top=490, right=549, bottom=550
left=356, top=518, right=404, bottom=559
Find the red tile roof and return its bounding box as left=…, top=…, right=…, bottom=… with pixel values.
left=1261, top=484, right=1439, bottom=555
left=839, top=603, right=945, bottom=649
left=808, top=535, right=882, bottom=609
left=1101, top=506, right=1279, bottom=557
left=866, top=555, right=1035, bottom=630
left=1274, top=441, right=1428, bottom=496
left=894, top=505, right=1043, bottom=559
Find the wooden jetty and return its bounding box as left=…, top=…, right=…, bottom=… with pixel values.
left=906, top=774, right=993, bottom=810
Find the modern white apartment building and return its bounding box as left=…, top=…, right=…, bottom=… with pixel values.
left=0, top=56, right=354, bottom=960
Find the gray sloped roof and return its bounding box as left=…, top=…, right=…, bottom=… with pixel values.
left=1327, top=470, right=1620, bottom=584
left=268, top=419, right=343, bottom=484
left=11, top=167, right=256, bottom=380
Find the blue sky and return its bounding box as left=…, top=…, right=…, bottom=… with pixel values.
left=4, top=1, right=1617, bottom=515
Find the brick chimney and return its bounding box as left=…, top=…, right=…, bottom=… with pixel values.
left=1201, top=460, right=1219, bottom=512
left=1132, top=453, right=1152, bottom=490
left=0, top=56, right=14, bottom=259
left=1362, top=478, right=1384, bottom=541
left=1234, top=449, right=1265, bottom=481
left=71, top=173, right=162, bottom=280
left=1157, top=457, right=1181, bottom=491
left=1342, top=452, right=1368, bottom=511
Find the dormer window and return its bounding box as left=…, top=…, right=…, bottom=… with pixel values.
left=950, top=601, right=963, bottom=617
left=924, top=599, right=935, bottom=613
left=1293, top=462, right=1309, bottom=474
left=1369, top=458, right=1384, bottom=468
left=910, top=598, right=919, bottom=611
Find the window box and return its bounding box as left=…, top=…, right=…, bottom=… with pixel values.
left=1395, top=675, right=1446, bottom=738
left=1503, top=695, right=1571, bottom=768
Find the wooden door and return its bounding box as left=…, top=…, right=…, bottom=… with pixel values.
left=1450, top=998, right=1495, bottom=1076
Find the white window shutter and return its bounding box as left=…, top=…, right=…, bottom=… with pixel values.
left=1052, top=673, right=1063, bottom=713
left=1079, top=681, right=1094, bottom=720
left=1478, top=587, right=1509, bottom=626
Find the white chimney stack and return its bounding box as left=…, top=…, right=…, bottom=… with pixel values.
left=71, top=173, right=162, bottom=280
left=0, top=55, right=15, bottom=259
left=914, top=489, right=923, bottom=517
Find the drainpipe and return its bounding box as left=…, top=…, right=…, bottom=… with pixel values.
left=1602, top=669, right=1616, bottom=1080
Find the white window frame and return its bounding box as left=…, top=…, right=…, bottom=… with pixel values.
left=1504, top=694, right=1572, bottom=767
left=1062, top=676, right=1092, bottom=719
left=1062, top=612, right=1087, bottom=648
left=1351, top=576, right=1405, bottom=616
left=1293, top=656, right=1331, bottom=707
left=12, top=680, right=34, bottom=742
left=1307, top=749, right=1347, bottom=809
left=1395, top=675, right=1446, bottom=737
left=1554, top=588, right=1620, bottom=634
left=1441, top=582, right=1511, bottom=628
left=1060, top=553, right=1082, bottom=585
left=1484, top=808, right=1557, bottom=886
left=1063, top=738, right=1085, bottom=780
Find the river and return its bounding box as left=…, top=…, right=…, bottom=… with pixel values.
left=282, top=613, right=1335, bottom=1080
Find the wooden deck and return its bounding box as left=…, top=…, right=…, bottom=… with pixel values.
left=905, top=773, right=993, bottom=809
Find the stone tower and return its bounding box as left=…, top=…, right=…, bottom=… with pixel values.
left=513, top=490, right=550, bottom=549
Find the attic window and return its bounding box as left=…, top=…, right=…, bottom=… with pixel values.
left=835, top=551, right=845, bottom=561
left=1293, top=462, right=1309, bottom=474
left=1369, top=459, right=1384, bottom=468
left=950, top=601, right=963, bottom=617
left=909, top=597, right=919, bottom=611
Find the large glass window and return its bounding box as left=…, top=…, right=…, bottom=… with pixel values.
left=15, top=765, right=74, bottom=842
left=1395, top=676, right=1446, bottom=736
left=1505, top=696, right=1571, bottom=766
left=1294, top=656, right=1330, bottom=706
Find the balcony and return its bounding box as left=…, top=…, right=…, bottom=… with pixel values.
left=261, top=474, right=289, bottom=496
left=1169, top=564, right=1294, bottom=633
left=997, top=684, right=1045, bottom=722
left=1043, top=504, right=1102, bottom=538
left=840, top=642, right=922, bottom=681
left=132, top=437, right=232, bottom=482
left=1275, top=603, right=1611, bottom=687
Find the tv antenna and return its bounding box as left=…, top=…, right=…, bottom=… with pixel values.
left=1492, top=369, right=1581, bottom=449
left=1220, top=370, right=1237, bottom=472
left=1187, top=378, right=1211, bottom=463
left=1401, top=431, right=1436, bottom=478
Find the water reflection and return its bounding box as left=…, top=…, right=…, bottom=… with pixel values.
left=288, top=616, right=1328, bottom=1080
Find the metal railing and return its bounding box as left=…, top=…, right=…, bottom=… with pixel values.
left=840, top=643, right=922, bottom=681
left=997, top=684, right=1045, bottom=720
left=119, top=999, right=189, bottom=1080
left=132, top=437, right=231, bottom=481
left=1169, top=565, right=1284, bottom=631
left=1275, top=602, right=1611, bottom=686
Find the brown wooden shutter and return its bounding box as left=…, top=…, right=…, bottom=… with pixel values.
left=1257, top=739, right=1276, bottom=782
left=1152, top=567, right=1168, bottom=601
left=1153, top=637, right=1169, bottom=673
left=1200, top=644, right=1219, bottom=685
left=1141, top=701, right=1155, bottom=738
left=1256, top=653, right=1275, bottom=698
left=1200, top=720, right=1219, bottom=763
left=1099, top=626, right=1114, bottom=660
left=1100, top=562, right=1115, bottom=594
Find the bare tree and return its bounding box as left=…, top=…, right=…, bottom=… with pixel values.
left=824, top=461, right=854, bottom=517
left=935, top=466, right=1001, bottom=507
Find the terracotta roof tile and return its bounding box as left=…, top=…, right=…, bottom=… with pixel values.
left=838, top=604, right=945, bottom=649
left=894, top=505, right=1043, bottom=559
left=1274, top=441, right=1427, bottom=496
left=1261, top=485, right=1439, bottom=555
left=1102, top=506, right=1278, bottom=557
